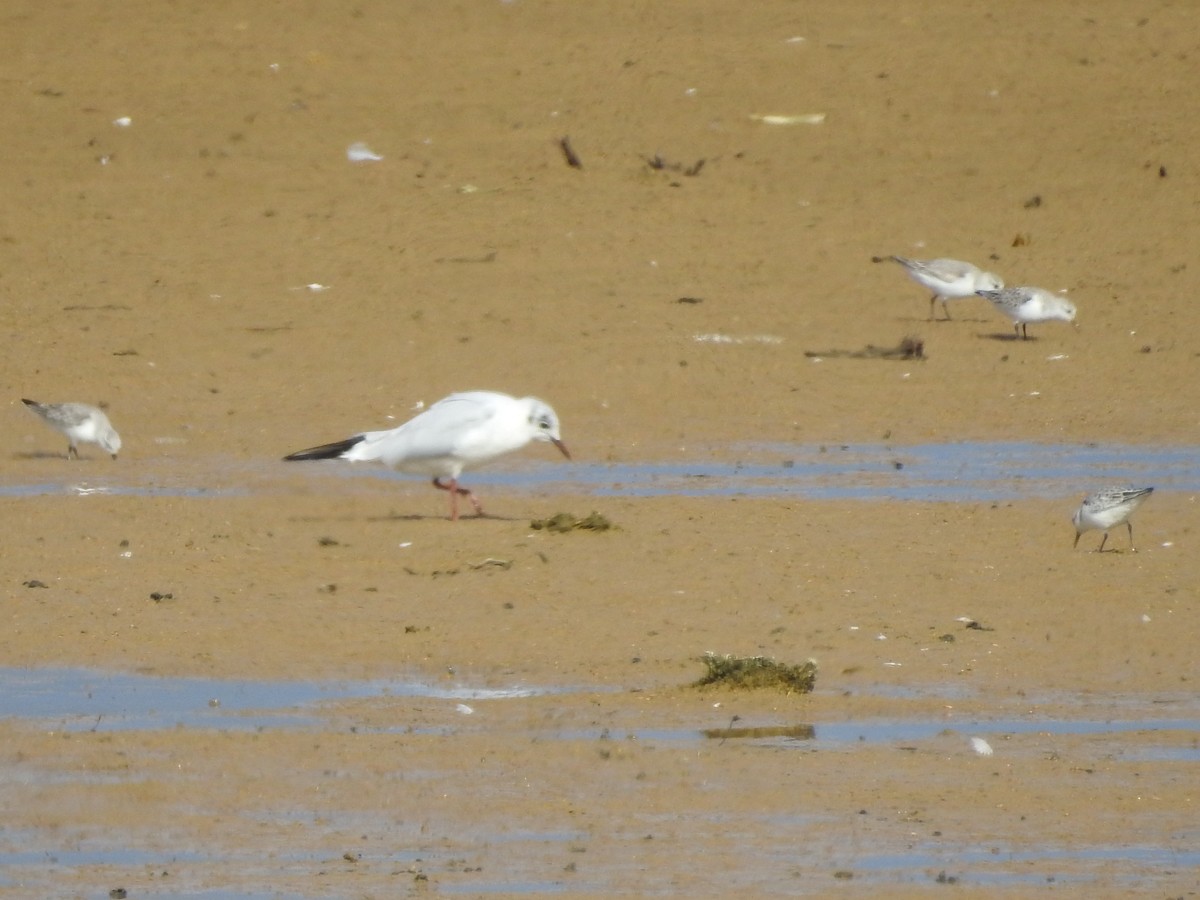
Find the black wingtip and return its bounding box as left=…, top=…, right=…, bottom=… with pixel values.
left=283, top=435, right=364, bottom=462
left=21, top=398, right=36, bottom=407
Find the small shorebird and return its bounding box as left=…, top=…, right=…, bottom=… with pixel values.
left=284, top=391, right=570, bottom=520
left=22, top=399, right=122, bottom=459
left=1072, top=486, right=1155, bottom=552
left=874, top=255, right=1004, bottom=321
left=977, top=286, right=1077, bottom=340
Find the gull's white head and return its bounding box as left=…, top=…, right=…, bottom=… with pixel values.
left=525, top=398, right=570, bottom=459
left=977, top=271, right=1005, bottom=291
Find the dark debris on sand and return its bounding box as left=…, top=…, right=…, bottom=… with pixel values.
left=693, top=653, right=818, bottom=694
left=530, top=512, right=614, bottom=533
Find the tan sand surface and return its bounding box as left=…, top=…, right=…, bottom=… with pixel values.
left=1, top=1, right=1197, bottom=896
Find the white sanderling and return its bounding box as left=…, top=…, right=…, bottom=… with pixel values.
left=1072, top=486, right=1154, bottom=552
left=284, top=391, right=570, bottom=521
left=22, top=399, right=122, bottom=459
left=873, top=255, right=1004, bottom=321
left=976, top=286, right=1077, bottom=340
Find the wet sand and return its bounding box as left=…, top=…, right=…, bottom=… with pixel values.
left=1, top=0, right=1198, bottom=896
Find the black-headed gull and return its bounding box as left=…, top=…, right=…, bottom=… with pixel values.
left=22, top=399, right=122, bottom=459
left=1072, top=486, right=1154, bottom=552
left=874, top=255, right=1004, bottom=321
left=284, top=391, right=570, bottom=520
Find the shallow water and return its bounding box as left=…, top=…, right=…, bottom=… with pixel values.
left=499, top=441, right=1200, bottom=501
left=1, top=666, right=1195, bottom=896
left=2, top=666, right=1196, bottom=754
left=0, top=666, right=568, bottom=731
left=3, top=442, right=1196, bottom=502
left=18, top=665, right=1156, bottom=730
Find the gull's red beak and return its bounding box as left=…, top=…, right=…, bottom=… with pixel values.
left=552, top=438, right=571, bottom=460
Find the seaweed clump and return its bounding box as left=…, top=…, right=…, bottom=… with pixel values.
left=530, top=512, right=613, bottom=533
left=693, top=653, right=818, bottom=694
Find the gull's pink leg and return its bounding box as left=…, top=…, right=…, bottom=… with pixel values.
left=433, top=478, right=486, bottom=521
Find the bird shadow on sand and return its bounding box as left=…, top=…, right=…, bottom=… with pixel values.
left=13, top=450, right=76, bottom=460
left=366, top=511, right=524, bottom=523
left=978, top=331, right=1039, bottom=342
left=288, top=510, right=523, bottom=524
left=288, top=514, right=371, bottom=524
left=896, top=314, right=993, bottom=325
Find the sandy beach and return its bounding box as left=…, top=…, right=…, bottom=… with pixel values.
left=1, top=1, right=1197, bottom=895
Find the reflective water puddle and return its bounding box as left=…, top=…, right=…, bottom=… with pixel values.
left=4, top=672, right=1195, bottom=753
left=0, top=667, right=567, bottom=731
left=2, top=441, right=1198, bottom=501
left=2, top=667, right=1196, bottom=756
left=501, top=440, right=1200, bottom=501
left=1, top=667, right=1195, bottom=896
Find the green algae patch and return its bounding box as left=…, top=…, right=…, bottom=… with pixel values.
left=694, top=653, right=818, bottom=694
left=530, top=512, right=614, bottom=533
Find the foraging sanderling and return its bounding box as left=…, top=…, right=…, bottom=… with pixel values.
left=284, top=391, right=570, bottom=521
left=874, top=255, right=1004, bottom=321
left=1072, top=486, right=1154, bottom=552
left=22, top=399, right=122, bottom=459
left=976, top=286, right=1077, bottom=340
